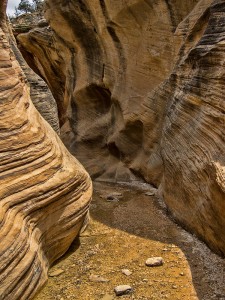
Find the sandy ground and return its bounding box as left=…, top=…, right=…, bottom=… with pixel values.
left=34, top=182, right=225, bottom=300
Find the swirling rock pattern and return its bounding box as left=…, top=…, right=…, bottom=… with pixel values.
left=0, top=3, right=92, bottom=299
left=5, top=16, right=60, bottom=133
left=16, top=0, right=225, bottom=256
left=17, top=0, right=199, bottom=183
left=8, top=27, right=60, bottom=134
left=161, top=0, right=225, bottom=255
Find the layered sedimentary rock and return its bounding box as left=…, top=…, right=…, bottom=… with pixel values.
left=0, top=2, right=92, bottom=299
left=16, top=0, right=225, bottom=256
left=160, top=0, right=225, bottom=256
left=17, top=0, right=199, bottom=183
left=6, top=18, right=60, bottom=133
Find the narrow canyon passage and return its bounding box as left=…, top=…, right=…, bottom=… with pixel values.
left=1, top=0, right=225, bottom=298
left=34, top=182, right=225, bottom=300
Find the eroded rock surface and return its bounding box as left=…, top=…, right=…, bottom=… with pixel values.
left=17, top=0, right=199, bottom=183
left=6, top=17, right=60, bottom=133
left=16, top=0, right=225, bottom=256
left=160, top=0, right=225, bottom=256
left=0, top=3, right=92, bottom=299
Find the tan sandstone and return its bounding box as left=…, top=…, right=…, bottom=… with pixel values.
left=0, top=1, right=92, bottom=299
left=16, top=0, right=225, bottom=257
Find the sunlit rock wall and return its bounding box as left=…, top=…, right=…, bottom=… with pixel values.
left=16, top=0, right=225, bottom=256
left=0, top=1, right=92, bottom=299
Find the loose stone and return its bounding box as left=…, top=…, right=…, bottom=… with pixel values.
left=122, top=269, right=132, bottom=276
left=107, top=195, right=119, bottom=202
left=114, top=285, right=133, bottom=296
left=145, top=191, right=155, bottom=196
left=145, top=257, right=164, bottom=267
left=172, top=285, right=178, bottom=289
left=106, top=192, right=123, bottom=202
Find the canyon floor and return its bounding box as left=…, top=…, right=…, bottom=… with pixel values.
left=35, top=182, right=225, bottom=300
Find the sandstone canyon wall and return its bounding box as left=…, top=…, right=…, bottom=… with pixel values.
left=0, top=1, right=92, bottom=299
left=161, top=0, right=225, bottom=256
left=17, top=0, right=200, bottom=183
left=16, top=0, right=225, bottom=257
left=9, top=30, right=60, bottom=134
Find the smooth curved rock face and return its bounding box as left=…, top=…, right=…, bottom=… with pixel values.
left=0, top=6, right=92, bottom=300
left=16, top=0, right=225, bottom=256
left=160, top=0, right=225, bottom=256
left=17, top=0, right=199, bottom=184
left=8, top=26, right=60, bottom=134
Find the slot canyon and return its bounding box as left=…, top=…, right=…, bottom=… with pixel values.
left=0, top=0, right=225, bottom=299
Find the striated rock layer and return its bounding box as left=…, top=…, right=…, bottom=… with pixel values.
left=160, top=0, right=225, bottom=256
left=17, top=0, right=199, bottom=183
left=16, top=0, right=225, bottom=256
left=0, top=2, right=92, bottom=299
left=7, top=19, right=60, bottom=134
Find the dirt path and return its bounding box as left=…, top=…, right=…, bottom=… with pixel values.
left=35, top=182, right=225, bottom=300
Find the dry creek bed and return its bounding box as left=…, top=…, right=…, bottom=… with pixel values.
left=35, top=182, right=225, bottom=300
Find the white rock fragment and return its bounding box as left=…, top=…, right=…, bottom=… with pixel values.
left=114, top=285, right=133, bottom=296
left=145, top=257, right=164, bottom=267
left=145, top=191, right=155, bottom=196
left=122, top=269, right=132, bottom=276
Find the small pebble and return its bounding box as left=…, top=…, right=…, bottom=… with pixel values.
left=172, top=285, right=178, bottom=289
left=145, top=191, right=155, bottom=196
left=106, top=192, right=123, bottom=202
left=106, top=195, right=119, bottom=202
left=122, top=269, right=132, bottom=276
left=114, top=285, right=133, bottom=296
left=145, top=257, right=164, bottom=267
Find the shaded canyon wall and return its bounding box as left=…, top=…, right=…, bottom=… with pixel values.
left=16, top=0, right=225, bottom=257
left=17, top=0, right=200, bottom=183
